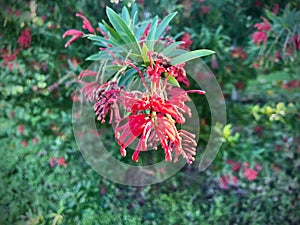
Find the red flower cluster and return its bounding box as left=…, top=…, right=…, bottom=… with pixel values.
left=1, top=48, right=19, bottom=70
left=17, top=28, right=32, bottom=48
left=253, top=18, right=271, bottom=45
left=179, top=33, right=193, bottom=50
left=231, top=46, right=247, bottom=60
left=49, top=157, right=68, bottom=167
left=80, top=53, right=204, bottom=164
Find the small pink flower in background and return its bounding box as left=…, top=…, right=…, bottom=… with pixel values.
left=242, top=162, right=249, bottom=168
left=18, top=125, right=25, bottom=135
left=252, top=31, right=268, bottom=45
left=255, top=163, right=262, bottom=171
left=235, top=82, right=244, bottom=90
left=244, top=168, right=258, bottom=181
left=32, top=137, right=39, bottom=144
left=1, top=48, right=19, bottom=70
left=49, top=157, right=57, bottom=167
left=76, top=13, right=95, bottom=34
left=57, top=157, right=68, bottom=166
left=17, top=28, right=32, bottom=48
left=22, top=140, right=28, bottom=147
left=254, top=0, right=263, bottom=8
left=227, top=159, right=241, bottom=172
left=219, top=175, right=239, bottom=189
left=254, top=18, right=271, bottom=31
left=293, top=34, right=300, bottom=51
left=272, top=3, right=279, bottom=14
left=231, top=46, right=247, bottom=60
left=200, top=5, right=210, bottom=14
left=198, top=0, right=205, bottom=2
left=62, top=29, right=84, bottom=48
left=179, top=33, right=193, bottom=50
left=211, top=55, right=219, bottom=69
left=100, top=185, right=106, bottom=196
left=41, top=15, right=47, bottom=21
left=253, top=62, right=260, bottom=69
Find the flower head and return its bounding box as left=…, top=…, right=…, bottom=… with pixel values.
left=244, top=168, right=258, bottom=181
left=254, top=18, right=271, bottom=31
left=76, top=13, right=95, bottom=34
left=62, top=29, right=84, bottom=48
left=179, top=33, right=193, bottom=50
left=252, top=31, right=268, bottom=45
left=17, top=28, right=32, bottom=48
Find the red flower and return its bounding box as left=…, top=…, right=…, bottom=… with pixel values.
left=254, top=18, right=271, bottom=31
left=57, top=157, right=68, bottom=166
left=116, top=83, right=204, bottom=164
left=219, top=175, right=239, bottom=189
left=231, top=46, right=247, bottom=60
left=272, top=3, right=279, bottom=14
left=244, top=168, right=258, bottom=181
left=1, top=48, right=19, bottom=70
left=235, top=82, right=244, bottom=90
left=179, top=33, right=193, bottom=50
left=252, top=31, right=268, bottom=45
left=22, top=140, right=28, bottom=147
left=18, top=125, right=25, bottom=135
left=76, top=13, right=95, bottom=34
left=32, top=137, right=39, bottom=144
left=62, top=29, right=84, bottom=48
left=200, top=5, right=210, bottom=14
left=49, top=157, right=56, bottom=167
left=293, top=34, right=300, bottom=51
left=17, top=28, right=32, bottom=48
left=254, top=0, right=263, bottom=8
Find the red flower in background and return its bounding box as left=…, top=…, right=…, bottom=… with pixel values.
left=254, top=18, right=271, bottom=31
left=252, top=31, right=268, bottom=45
left=219, top=175, right=239, bottom=189
left=200, top=5, right=210, bottom=14
left=244, top=168, right=258, bottom=181
left=18, top=125, right=25, bottom=135
left=293, top=34, right=300, bottom=51
left=57, top=157, right=68, bottom=166
left=22, top=140, right=28, bottom=147
left=179, top=33, right=193, bottom=50
left=231, top=46, right=247, bottom=60
left=272, top=3, right=279, bottom=14
left=1, top=48, right=19, bottom=70
left=17, top=28, right=32, bottom=48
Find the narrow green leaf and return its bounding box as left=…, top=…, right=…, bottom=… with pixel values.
left=86, top=52, right=112, bottom=61
left=165, top=73, right=180, bottom=87
left=121, top=7, right=130, bottom=24
left=102, top=20, right=122, bottom=42
left=106, top=7, right=141, bottom=54
left=161, top=41, right=184, bottom=56
left=167, top=49, right=188, bottom=57
left=146, top=16, right=158, bottom=50
left=118, top=68, right=137, bottom=87
left=86, top=35, right=118, bottom=47
left=171, top=49, right=215, bottom=65
left=142, top=43, right=150, bottom=65
left=155, top=12, right=177, bottom=39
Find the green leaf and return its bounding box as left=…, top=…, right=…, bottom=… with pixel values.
left=141, top=43, right=150, bottom=65
left=101, top=20, right=122, bottom=42
left=146, top=16, right=158, bottom=51
left=155, top=12, right=177, bottom=39
left=161, top=41, right=184, bottom=56
left=170, top=49, right=215, bottom=65
left=166, top=73, right=180, bottom=87
left=106, top=7, right=141, bottom=54
left=86, top=35, right=118, bottom=47
left=118, top=68, right=137, bottom=87
left=86, top=52, right=112, bottom=61
left=121, top=7, right=130, bottom=24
